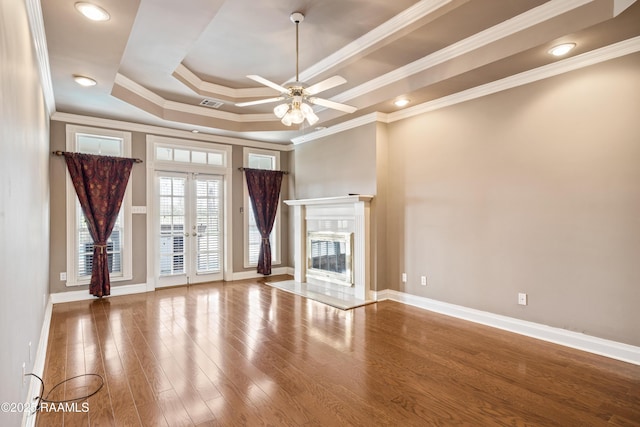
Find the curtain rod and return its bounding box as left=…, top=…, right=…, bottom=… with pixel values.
left=52, top=150, right=143, bottom=163
left=238, top=167, right=289, bottom=175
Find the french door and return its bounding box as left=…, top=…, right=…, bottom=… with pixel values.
left=156, top=172, right=223, bottom=287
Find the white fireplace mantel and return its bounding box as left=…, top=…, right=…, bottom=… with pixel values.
left=284, top=195, right=373, bottom=301
left=284, top=195, right=373, bottom=206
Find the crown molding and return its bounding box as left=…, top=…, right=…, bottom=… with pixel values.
left=171, top=0, right=461, bottom=99
left=111, top=0, right=608, bottom=135
left=98, top=35, right=640, bottom=147
left=614, top=0, right=636, bottom=16
left=51, top=112, right=294, bottom=151
left=291, top=112, right=388, bottom=145
left=115, top=73, right=166, bottom=106
left=296, top=0, right=458, bottom=83
left=388, top=36, right=640, bottom=122
left=173, top=64, right=277, bottom=99
left=165, top=99, right=274, bottom=122
left=25, top=0, right=56, bottom=116
left=332, top=0, right=593, bottom=104
left=114, top=73, right=277, bottom=123
left=292, top=36, right=640, bottom=145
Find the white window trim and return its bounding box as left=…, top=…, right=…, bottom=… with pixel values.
left=243, top=147, right=281, bottom=268
left=65, top=125, right=133, bottom=286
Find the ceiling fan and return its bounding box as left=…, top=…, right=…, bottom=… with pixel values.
left=235, top=12, right=357, bottom=126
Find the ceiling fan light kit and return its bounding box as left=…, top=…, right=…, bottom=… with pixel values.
left=236, top=12, right=357, bottom=127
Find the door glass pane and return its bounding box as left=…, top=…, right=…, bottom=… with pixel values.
left=156, top=147, right=172, bottom=161
left=174, top=149, right=190, bottom=163
left=159, top=176, right=186, bottom=276
left=192, top=151, right=207, bottom=164
left=208, top=152, right=223, bottom=165
left=195, top=177, right=222, bottom=274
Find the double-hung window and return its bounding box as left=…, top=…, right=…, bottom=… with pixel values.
left=243, top=147, right=281, bottom=267
left=65, top=125, right=133, bottom=286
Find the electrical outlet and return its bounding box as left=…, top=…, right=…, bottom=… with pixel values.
left=60, top=272, right=67, bottom=281
left=518, top=292, right=528, bottom=306
left=401, top=273, right=407, bottom=283
left=421, top=276, right=427, bottom=286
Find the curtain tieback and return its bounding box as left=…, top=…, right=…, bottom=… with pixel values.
left=262, top=237, right=269, bottom=243
left=94, top=244, right=108, bottom=254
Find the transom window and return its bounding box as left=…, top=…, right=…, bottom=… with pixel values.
left=155, top=145, right=225, bottom=166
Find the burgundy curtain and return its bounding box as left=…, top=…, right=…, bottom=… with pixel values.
left=64, top=153, right=134, bottom=297
left=244, top=168, right=284, bottom=275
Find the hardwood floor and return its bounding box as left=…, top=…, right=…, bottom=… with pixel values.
left=37, top=276, right=640, bottom=426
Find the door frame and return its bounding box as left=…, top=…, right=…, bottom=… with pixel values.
left=145, top=136, right=233, bottom=291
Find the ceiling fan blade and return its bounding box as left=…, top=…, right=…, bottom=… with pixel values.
left=304, top=76, right=347, bottom=95
left=247, top=75, right=289, bottom=94
left=235, top=96, right=285, bottom=107
left=308, top=97, right=357, bottom=114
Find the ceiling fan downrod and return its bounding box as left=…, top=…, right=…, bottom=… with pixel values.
left=290, top=12, right=304, bottom=83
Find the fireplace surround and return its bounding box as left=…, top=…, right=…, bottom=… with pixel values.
left=284, top=195, right=373, bottom=303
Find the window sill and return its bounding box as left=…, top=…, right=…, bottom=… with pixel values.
left=244, top=261, right=282, bottom=269
left=66, top=274, right=133, bottom=287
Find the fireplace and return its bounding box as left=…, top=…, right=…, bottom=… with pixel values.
left=284, top=195, right=373, bottom=303
left=307, top=231, right=353, bottom=286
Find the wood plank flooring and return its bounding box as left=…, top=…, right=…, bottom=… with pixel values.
left=37, top=276, right=640, bottom=426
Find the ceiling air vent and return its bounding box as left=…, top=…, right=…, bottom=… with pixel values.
left=199, top=99, right=224, bottom=109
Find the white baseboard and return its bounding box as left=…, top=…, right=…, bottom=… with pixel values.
left=50, top=283, right=149, bottom=304
left=50, top=270, right=297, bottom=304
left=22, top=296, right=53, bottom=427
left=231, top=267, right=293, bottom=281
left=373, top=289, right=640, bottom=366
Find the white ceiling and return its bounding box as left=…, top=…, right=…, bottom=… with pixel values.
left=42, top=0, right=640, bottom=144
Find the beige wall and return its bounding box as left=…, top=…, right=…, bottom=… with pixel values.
left=292, top=53, right=640, bottom=346
left=50, top=123, right=290, bottom=292
left=293, top=123, right=378, bottom=199
left=373, top=122, right=390, bottom=292
left=385, top=52, right=640, bottom=346
left=293, top=123, right=385, bottom=290
left=0, top=0, right=51, bottom=423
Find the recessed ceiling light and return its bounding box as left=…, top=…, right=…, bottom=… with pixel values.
left=191, top=129, right=200, bottom=133
left=548, top=43, right=576, bottom=57
left=394, top=98, right=410, bottom=107
left=74, top=2, right=110, bottom=21
left=73, top=75, right=97, bottom=87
